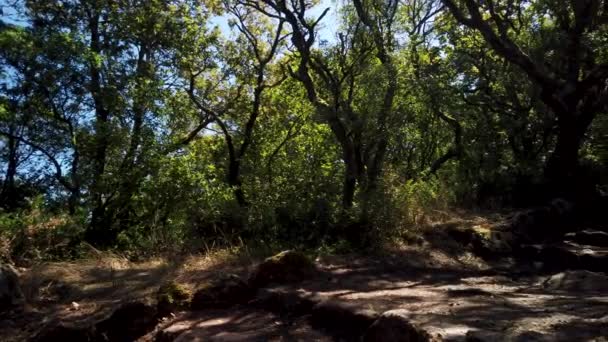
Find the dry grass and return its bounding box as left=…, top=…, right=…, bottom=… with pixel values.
left=15, top=209, right=505, bottom=312
left=0, top=246, right=269, bottom=341
left=3, top=209, right=514, bottom=341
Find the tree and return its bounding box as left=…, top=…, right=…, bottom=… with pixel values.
left=187, top=1, right=287, bottom=207
left=248, top=0, right=404, bottom=212
left=0, top=21, right=83, bottom=213
left=441, top=0, right=608, bottom=197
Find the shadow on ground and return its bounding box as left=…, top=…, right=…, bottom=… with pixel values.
left=5, top=247, right=607, bottom=341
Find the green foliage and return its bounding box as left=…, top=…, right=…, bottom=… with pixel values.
left=0, top=0, right=605, bottom=259
left=157, top=281, right=192, bottom=311
left=364, top=172, right=453, bottom=243
left=0, top=197, right=87, bottom=263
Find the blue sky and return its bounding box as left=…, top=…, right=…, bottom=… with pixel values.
left=210, top=0, right=340, bottom=45
left=0, top=0, right=342, bottom=181
left=1, top=0, right=341, bottom=40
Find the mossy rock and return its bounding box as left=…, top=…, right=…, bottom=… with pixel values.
left=157, top=281, right=192, bottom=316
left=364, top=309, right=440, bottom=342
left=190, top=274, right=253, bottom=310
left=95, top=302, right=158, bottom=341
left=248, top=250, right=317, bottom=288
left=0, top=263, right=24, bottom=311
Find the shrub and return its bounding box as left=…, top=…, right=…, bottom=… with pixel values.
left=0, top=197, right=86, bottom=263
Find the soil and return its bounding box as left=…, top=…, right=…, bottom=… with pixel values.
left=2, top=222, right=607, bottom=341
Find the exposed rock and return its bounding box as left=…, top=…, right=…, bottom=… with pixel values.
left=565, top=230, right=608, bottom=247
left=429, top=223, right=514, bottom=260
left=579, top=252, right=608, bottom=273
left=513, top=244, right=541, bottom=260
left=157, top=281, right=192, bottom=316
left=515, top=242, right=608, bottom=273
left=248, top=250, right=317, bottom=288
left=469, top=233, right=497, bottom=259
left=35, top=279, right=81, bottom=302
left=253, top=287, right=318, bottom=316
left=32, top=323, right=93, bottom=342
left=95, top=301, right=158, bottom=342
left=543, top=270, right=608, bottom=293
left=190, top=274, right=253, bottom=310
left=509, top=198, right=575, bottom=244
left=471, top=231, right=514, bottom=259
left=537, top=245, right=580, bottom=271
left=364, top=309, right=440, bottom=342
left=0, top=263, right=24, bottom=310
left=310, top=299, right=379, bottom=338
left=445, top=226, right=477, bottom=246
left=466, top=330, right=547, bottom=342
left=156, top=320, right=191, bottom=342
left=154, top=308, right=331, bottom=341
left=465, top=330, right=501, bottom=342
left=33, top=301, right=157, bottom=342
left=447, top=288, right=493, bottom=297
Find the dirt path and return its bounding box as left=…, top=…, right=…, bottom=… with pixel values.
left=141, top=307, right=330, bottom=341
left=3, top=246, right=607, bottom=341
left=282, top=255, right=608, bottom=340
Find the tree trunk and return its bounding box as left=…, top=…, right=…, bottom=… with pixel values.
left=111, top=57, right=147, bottom=230
left=0, top=134, right=19, bottom=209
left=67, top=190, right=78, bottom=215
left=366, top=138, right=387, bottom=196
left=342, top=173, right=357, bottom=210
left=227, top=157, right=246, bottom=207
left=86, top=10, right=112, bottom=246
left=545, top=115, right=585, bottom=198
left=341, top=145, right=360, bottom=210
left=67, top=141, right=80, bottom=215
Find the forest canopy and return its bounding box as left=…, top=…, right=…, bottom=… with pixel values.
left=0, top=0, right=606, bottom=256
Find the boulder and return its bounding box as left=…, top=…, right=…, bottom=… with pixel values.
left=579, top=252, right=608, bottom=273
left=364, top=309, right=441, bottom=342
left=565, top=230, right=608, bottom=247
left=429, top=224, right=514, bottom=260
left=516, top=242, right=608, bottom=273
left=537, top=245, right=580, bottom=271
left=445, top=226, right=477, bottom=246
left=190, top=274, right=253, bottom=310
left=510, top=198, right=575, bottom=243
left=543, top=270, right=608, bottom=293
left=155, top=320, right=192, bottom=342
left=465, top=330, right=501, bottom=342
left=157, top=281, right=192, bottom=316
left=0, top=263, right=24, bottom=310
left=310, top=299, right=379, bottom=339
left=248, top=250, right=317, bottom=288
left=513, top=244, right=542, bottom=261
left=469, top=230, right=514, bottom=260
left=253, top=287, right=318, bottom=316
left=94, top=301, right=158, bottom=342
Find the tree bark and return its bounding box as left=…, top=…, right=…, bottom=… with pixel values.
left=342, top=144, right=361, bottom=209
left=545, top=113, right=586, bottom=196
left=0, top=134, right=19, bottom=209
left=441, top=0, right=607, bottom=198
left=86, top=8, right=113, bottom=246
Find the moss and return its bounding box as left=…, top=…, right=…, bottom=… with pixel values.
left=156, top=281, right=191, bottom=315
left=190, top=274, right=253, bottom=310
left=248, top=250, right=316, bottom=288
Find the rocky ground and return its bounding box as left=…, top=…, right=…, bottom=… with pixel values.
left=1, top=204, right=607, bottom=341
left=139, top=252, right=608, bottom=341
